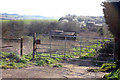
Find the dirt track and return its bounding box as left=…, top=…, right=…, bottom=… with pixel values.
left=2, top=59, right=108, bottom=78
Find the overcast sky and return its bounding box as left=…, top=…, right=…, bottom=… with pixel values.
left=1, top=0, right=106, bottom=18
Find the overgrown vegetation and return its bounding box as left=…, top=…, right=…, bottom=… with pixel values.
left=1, top=51, right=76, bottom=69
left=51, top=64, right=63, bottom=68
left=88, top=63, right=116, bottom=72
left=1, top=52, right=28, bottom=69
left=73, top=40, right=109, bottom=59
left=86, top=39, right=120, bottom=80
left=105, top=68, right=120, bottom=80
left=88, top=63, right=120, bottom=80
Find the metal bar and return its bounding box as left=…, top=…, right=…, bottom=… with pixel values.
left=96, top=57, right=114, bottom=59
left=37, top=52, right=64, bottom=55
left=36, top=48, right=51, bottom=49
left=39, top=44, right=51, bottom=46
left=37, top=46, right=97, bottom=51
left=92, top=60, right=114, bottom=63
left=38, top=55, right=63, bottom=59
left=50, top=56, right=63, bottom=59
left=37, top=52, right=50, bottom=54
left=97, top=53, right=114, bottom=55
left=40, top=43, right=76, bottom=46
left=46, top=35, right=114, bottom=39
left=38, top=55, right=50, bottom=57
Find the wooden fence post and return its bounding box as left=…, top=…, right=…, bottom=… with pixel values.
left=33, top=33, right=36, bottom=60
left=20, top=38, right=23, bottom=57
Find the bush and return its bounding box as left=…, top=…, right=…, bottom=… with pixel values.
left=97, top=41, right=114, bottom=54
left=27, top=21, right=59, bottom=36
left=2, top=20, right=25, bottom=38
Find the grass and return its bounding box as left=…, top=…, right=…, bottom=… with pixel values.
left=88, top=63, right=120, bottom=80
left=34, top=54, right=62, bottom=66
left=0, top=20, right=10, bottom=23
left=73, top=43, right=99, bottom=59
left=1, top=50, right=80, bottom=69
left=87, top=63, right=120, bottom=80
left=0, top=19, right=58, bottom=24
left=1, top=51, right=65, bottom=69
left=73, top=39, right=113, bottom=60
left=1, top=52, right=29, bottom=69
left=23, top=19, right=58, bottom=24
left=88, top=63, right=116, bottom=72
left=52, top=64, right=63, bottom=68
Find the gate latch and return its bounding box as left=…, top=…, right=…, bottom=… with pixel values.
left=36, top=39, right=41, bottom=44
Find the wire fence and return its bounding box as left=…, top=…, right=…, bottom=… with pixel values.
left=0, top=33, right=115, bottom=64
left=34, top=34, right=115, bottom=63
left=0, top=38, right=23, bottom=56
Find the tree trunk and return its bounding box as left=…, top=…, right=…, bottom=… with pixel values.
left=116, top=38, right=120, bottom=69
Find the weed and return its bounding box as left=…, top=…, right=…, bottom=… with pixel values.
left=1, top=51, right=65, bottom=69
left=1, top=52, right=28, bottom=69
left=105, top=68, right=120, bottom=80
left=52, top=64, right=62, bottom=68
left=88, top=63, right=116, bottom=72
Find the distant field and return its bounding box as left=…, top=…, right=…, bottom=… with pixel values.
left=0, top=19, right=58, bottom=24
left=0, top=20, right=10, bottom=23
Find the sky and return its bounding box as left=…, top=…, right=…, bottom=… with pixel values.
left=107, top=0, right=120, bottom=2
left=0, top=0, right=106, bottom=18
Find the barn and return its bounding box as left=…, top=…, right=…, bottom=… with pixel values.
left=49, top=30, right=77, bottom=40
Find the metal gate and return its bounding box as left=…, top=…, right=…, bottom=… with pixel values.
left=33, top=33, right=115, bottom=63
